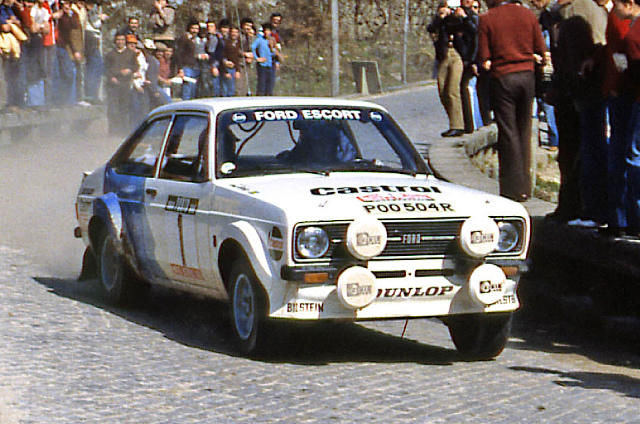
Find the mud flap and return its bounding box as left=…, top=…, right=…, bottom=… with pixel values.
left=78, top=246, right=98, bottom=281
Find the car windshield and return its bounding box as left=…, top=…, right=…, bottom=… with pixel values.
left=215, top=106, right=430, bottom=178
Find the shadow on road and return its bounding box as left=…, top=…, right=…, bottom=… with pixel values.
left=509, top=309, right=640, bottom=372
left=509, top=366, right=640, bottom=399
left=34, top=276, right=458, bottom=366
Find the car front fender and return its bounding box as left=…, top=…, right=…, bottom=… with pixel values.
left=223, top=220, right=274, bottom=288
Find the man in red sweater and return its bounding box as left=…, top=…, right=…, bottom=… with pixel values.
left=477, top=0, right=546, bottom=202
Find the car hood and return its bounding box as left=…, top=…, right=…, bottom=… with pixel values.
left=217, top=173, right=528, bottom=224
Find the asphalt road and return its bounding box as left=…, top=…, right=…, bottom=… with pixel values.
left=0, top=86, right=639, bottom=423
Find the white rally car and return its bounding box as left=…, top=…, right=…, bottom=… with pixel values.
left=75, top=97, right=530, bottom=359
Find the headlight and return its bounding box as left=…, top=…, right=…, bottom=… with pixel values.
left=296, top=227, right=330, bottom=259
left=496, top=222, right=519, bottom=252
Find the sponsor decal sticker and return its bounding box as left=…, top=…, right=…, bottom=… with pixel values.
left=369, top=111, right=383, bottom=122
left=254, top=110, right=299, bottom=121
left=300, top=109, right=362, bottom=120
left=493, top=295, right=516, bottom=305
left=346, top=283, right=373, bottom=297
left=269, top=237, right=284, bottom=250
left=268, top=227, right=284, bottom=260
left=470, top=231, right=494, bottom=245
left=310, top=185, right=442, bottom=196
left=356, top=232, right=382, bottom=247
left=170, top=264, right=204, bottom=280
left=232, top=112, right=247, bottom=123
left=286, top=302, right=324, bottom=313
left=165, top=196, right=199, bottom=215
left=251, top=109, right=363, bottom=122
left=479, top=280, right=503, bottom=294
left=356, top=193, right=434, bottom=202
left=376, top=285, right=454, bottom=298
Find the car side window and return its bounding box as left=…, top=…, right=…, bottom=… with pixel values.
left=159, top=115, right=210, bottom=182
left=347, top=120, right=404, bottom=168
left=111, top=118, right=171, bottom=177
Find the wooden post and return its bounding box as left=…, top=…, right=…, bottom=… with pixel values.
left=402, top=0, right=409, bottom=84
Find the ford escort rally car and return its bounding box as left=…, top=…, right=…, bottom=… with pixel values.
left=75, top=97, right=530, bottom=359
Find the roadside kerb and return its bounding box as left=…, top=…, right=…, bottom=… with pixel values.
left=0, top=105, right=106, bottom=145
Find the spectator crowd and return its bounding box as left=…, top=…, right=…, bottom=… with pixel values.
left=4, top=0, right=640, bottom=239
left=0, top=0, right=285, bottom=134
left=429, top=0, right=640, bottom=239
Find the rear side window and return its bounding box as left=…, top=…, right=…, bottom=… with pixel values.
left=111, top=118, right=171, bottom=177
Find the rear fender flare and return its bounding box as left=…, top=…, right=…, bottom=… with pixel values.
left=92, top=192, right=124, bottom=253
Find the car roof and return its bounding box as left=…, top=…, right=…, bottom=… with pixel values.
left=149, top=96, right=389, bottom=117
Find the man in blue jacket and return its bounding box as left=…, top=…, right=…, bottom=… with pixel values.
left=251, top=23, right=273, bottom=96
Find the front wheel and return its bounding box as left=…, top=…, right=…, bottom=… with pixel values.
left=446, top=312, right=512, bottom=360
left=228, top=259, right=267, bottom=355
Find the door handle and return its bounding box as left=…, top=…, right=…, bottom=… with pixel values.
left=145, top=188, right=158, bottom=197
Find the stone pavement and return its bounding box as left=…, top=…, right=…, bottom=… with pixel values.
left=1, top=245, right=640, bottom=423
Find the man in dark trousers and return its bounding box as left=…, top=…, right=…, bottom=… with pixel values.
left=428, top=0, right=476, bottom=137
left=477, top=0, right=546, bottom=202
left=459, top=0, right=479, bottom=133
left=104, top=33, right=138, bottom=135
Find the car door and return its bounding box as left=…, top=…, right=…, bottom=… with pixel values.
left=104, top=116, right=172, bottom=282
left=143, top=113, right=216, bottom=288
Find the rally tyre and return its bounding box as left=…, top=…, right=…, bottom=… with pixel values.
left=98, top=232, right=143, bottom=306
left=228, top=259, right=267, bottom=355
left=447, top=312, right=512, bottom=360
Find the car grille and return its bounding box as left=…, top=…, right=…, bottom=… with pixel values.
left=294, top=218, right=463, bottom=261
left=293, top=218, right=525, bottom=262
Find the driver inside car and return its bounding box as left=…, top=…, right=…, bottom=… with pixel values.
left=278, top=120, right=358, bottom=165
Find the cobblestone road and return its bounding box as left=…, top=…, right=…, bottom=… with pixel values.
left=1, top=86, right=639, bottom=423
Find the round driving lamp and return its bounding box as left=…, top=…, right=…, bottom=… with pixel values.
left=296, top=227, right=330, bottom=259
left=496, top=222, right=519, bottom=252
left=459, top=216, right=500, bottom=258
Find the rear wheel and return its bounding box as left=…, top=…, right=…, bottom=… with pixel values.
left=446, top=313, right=512, bottom=360
left=228, top=259, right=267, bottom=355
left=98, top=232, right=146, bottom=306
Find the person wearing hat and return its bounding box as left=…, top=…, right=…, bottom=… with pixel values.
left=104, top=32, right=138, bottom=134
left=143, top=38, right=169, bottom=107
